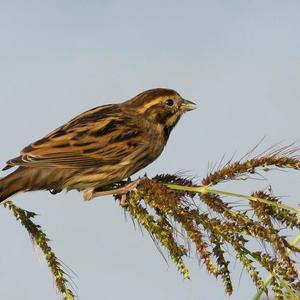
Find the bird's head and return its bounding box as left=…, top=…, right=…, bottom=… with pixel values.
left=123, top=88, right=196, bottom=134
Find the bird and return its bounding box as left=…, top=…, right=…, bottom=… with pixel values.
left=0, top=88, right=196, bottom=204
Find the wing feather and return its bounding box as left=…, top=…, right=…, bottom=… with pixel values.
left=5, top=104, right=145, bottom=169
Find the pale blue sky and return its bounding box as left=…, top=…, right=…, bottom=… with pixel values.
left=0, top=1, right=300, bottom=299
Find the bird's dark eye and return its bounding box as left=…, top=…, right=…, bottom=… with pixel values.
left=165, top=99, right=174, bottom=106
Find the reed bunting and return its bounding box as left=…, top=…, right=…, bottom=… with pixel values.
left=0, top=88, right=196, bottom=203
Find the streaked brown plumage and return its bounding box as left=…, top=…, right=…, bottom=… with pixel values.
left=0, top=88, right=196, bottom=202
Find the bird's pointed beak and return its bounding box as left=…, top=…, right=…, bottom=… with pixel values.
left=181, top=99, right=197, bottom=112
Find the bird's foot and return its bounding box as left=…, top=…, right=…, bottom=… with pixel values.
left=82, top=188, right=95, bottom=201
left=82, top=176, right=147, bottom=207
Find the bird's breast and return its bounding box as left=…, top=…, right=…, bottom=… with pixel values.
left=147, top=124, right=167, bottom=159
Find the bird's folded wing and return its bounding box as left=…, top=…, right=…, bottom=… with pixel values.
left=6, top=153, right=120, bottom=168
left=4, top=105, right=144, bottom=169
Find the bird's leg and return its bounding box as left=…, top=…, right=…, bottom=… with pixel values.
left=83, top=176, right=146, bottom=207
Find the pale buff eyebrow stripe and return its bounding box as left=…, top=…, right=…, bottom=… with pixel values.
left=137, top=98, right=163, bottom=113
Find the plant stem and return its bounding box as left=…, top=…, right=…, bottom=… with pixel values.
left=166, top=184, right=300, bottom=215
left=252, top=233, right=300, bottom=300
left=165, top=183, right=300, bottom=298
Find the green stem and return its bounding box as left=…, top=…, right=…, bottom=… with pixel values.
left=166, top=184, right=300, bottom=215
left=252, top=233, right=300, bottom=300
left=166, top=183, right=300, bottom=298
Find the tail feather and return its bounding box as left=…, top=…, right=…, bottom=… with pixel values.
left=0, top=167, right=72, bottom=203
left=0, top=168, right=29, bottom=203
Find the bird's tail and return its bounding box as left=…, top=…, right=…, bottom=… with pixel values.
left=0, top=168, right=29, bottom=203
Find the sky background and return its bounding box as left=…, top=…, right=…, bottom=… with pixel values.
left=0, top=1, right=300, bottom=299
